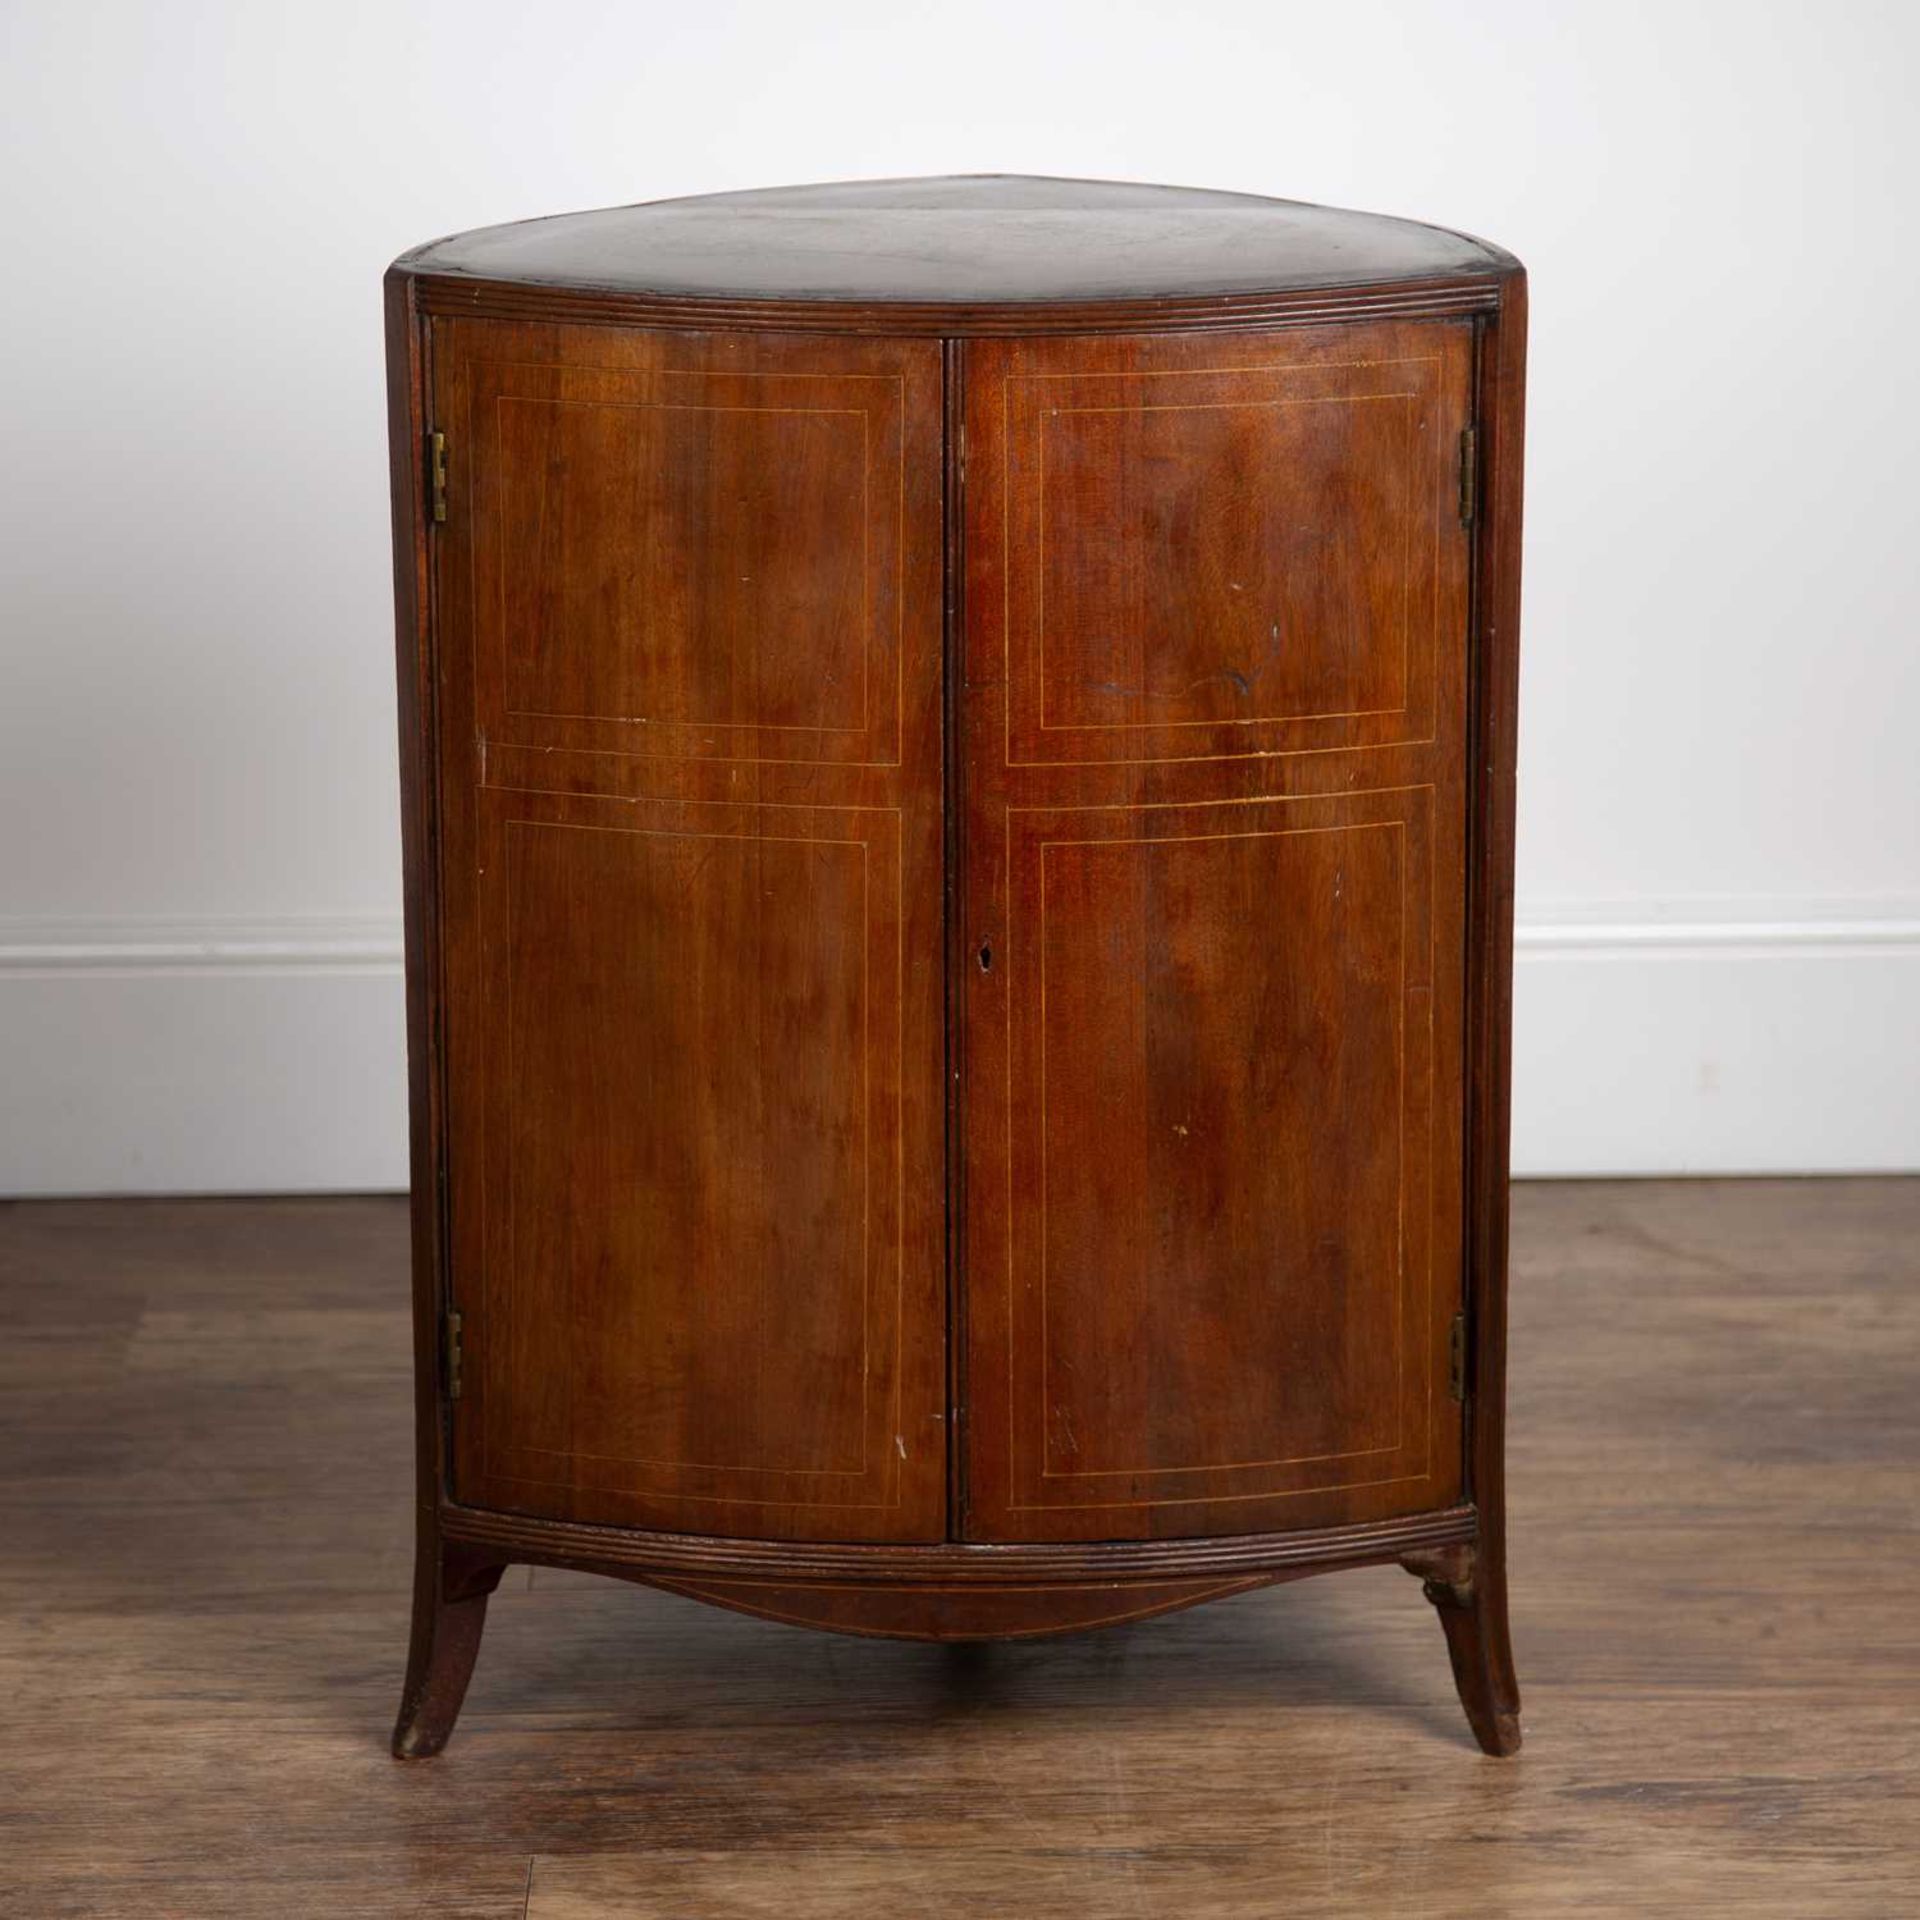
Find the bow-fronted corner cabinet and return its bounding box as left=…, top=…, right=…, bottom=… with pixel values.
left=384, top=176, right=1526, bottom=1759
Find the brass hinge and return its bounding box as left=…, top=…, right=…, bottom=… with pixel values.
left=427, top=430, right=448, bottom=525
left=444, top=1307, right=464, bottom=1400
left=1448, top=1311, right=1468, bottom=1402
left=1458, top=427, right=1477, bottom=527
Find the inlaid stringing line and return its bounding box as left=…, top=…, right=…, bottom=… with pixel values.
left=1007, top=796, right=1432, bottom=1499
left=1012, top=354, right=1444, bottom=381
left=989, top=343, right=1454, bottom=768
left=491, top=390, right=871, bottom=734
left=470, top=352, right=916, bottom=767
left=1031, top=393, right=1419, bottom=733
left=483, top=808, right=904, bottom=1505
left=1031, top=819, right=1409, bottom=1479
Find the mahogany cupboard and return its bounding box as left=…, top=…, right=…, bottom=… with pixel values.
left=384, top=177, right=1526, bottom=1758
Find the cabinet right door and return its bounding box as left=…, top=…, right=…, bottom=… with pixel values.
left=958, top=322, right=1473, bottom=1541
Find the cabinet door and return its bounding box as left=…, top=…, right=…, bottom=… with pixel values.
left=431, top=319, right=946, bottom=1541
left=958, top=323, right=1473, bottom=1541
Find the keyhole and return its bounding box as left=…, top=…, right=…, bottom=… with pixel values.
left=978, top=942, right=993, bottom=973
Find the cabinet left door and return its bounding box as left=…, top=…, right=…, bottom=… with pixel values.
left=424, top=317, right=947, bottom=1541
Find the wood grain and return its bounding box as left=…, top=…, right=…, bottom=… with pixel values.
left=424, top=320, right=947, bottom=1544
left=2, top=1182, right=1915, bottom=1915
left=388, top=199, right=1525, bottom=1745
left=1462, top=270, right=1529, bottom=1739
left=385, top=263, right=463, bottom=1768
left=414, top=274, right=1504, bottom=341
left=957, top=322, right=1473, bottom=1543
left=436, top=1501, right=1476, bottom=1587
left=442, top=319, right=919, bottom=768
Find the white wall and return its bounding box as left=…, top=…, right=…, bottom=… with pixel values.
left=2, top=0, right=1915, bottom=1192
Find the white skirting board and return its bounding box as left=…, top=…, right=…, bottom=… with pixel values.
left=1510, top=905, right=1920, bottom=1177
left=1, top=905, right=1916, bottom=1194
left=0, top=919, right=408, bottom=1198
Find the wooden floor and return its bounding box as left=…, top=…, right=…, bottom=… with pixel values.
left=2, top=1181, right=1916, bottom=1917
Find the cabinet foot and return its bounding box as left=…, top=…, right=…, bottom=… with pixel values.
left=1401, top=1542, right=1521, bottom=1756
left=391, top=1538, right=506, bottom=1759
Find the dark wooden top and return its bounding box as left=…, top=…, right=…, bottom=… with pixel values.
left=395, top=175, right=1517, bottom=322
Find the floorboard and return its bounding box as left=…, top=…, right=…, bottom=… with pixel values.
left=1, top=1181, right=1915, bottom=1916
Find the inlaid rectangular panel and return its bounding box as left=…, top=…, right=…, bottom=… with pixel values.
left=1037, top=808, right=1411, bottom=1475
left=453, top=326, right=912, bottom=767
left=429, top=321, right=946, bottom=1541
left=958, top=322, right=1473, bottom=1543
left=968, top=322, right=1471, bottom=766
left=961, top=787, right=1463, bottom=1539
left=450, top=790, right=942, bottom=1536
left=495, top=393, right=869, bottom=733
